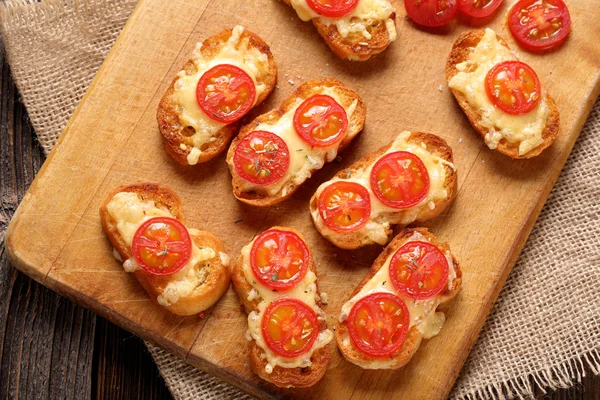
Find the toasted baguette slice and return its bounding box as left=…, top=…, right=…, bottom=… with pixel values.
left=157, top=26, right=277, bottom=165
left=227, top=78, right=366, bottom=207
left=336, top=228, right=462, bottom=369
left=281, top=0, right=397, bottom=61
left=100, top=183, right=230, bottom=316
left=231, top=226, right=332, bottom=388
left=310, top=131, right=457, bottom=249
left=446, top=29, right=560, bottom=159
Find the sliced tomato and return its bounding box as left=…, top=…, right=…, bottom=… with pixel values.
left=370, top=151, right=430, bottom=209
left=485, top=61, right=541, bottom=115
left=306, top=0, right=359, bottom=17
left=131, top=217, right=192, bottom=276
left=318, top=181, right=371, bottom=233
left=508, top=0, right=571, bottom=52
left=233, top=131, right=290, bottom=186
left=262, top=298, right=319, bottom=358
left=348, top=292, right=410, bottom=357
left=389, top=241, right=449, bottom=299
left=197, top=64, right=256, bottom=124
left=458, top=0, right=503, bottom=18
left=293, top=94, right=348, bottom=148
left=404, top=0, right=458, bottom=27
left=250, top=229, right=310, bottom=291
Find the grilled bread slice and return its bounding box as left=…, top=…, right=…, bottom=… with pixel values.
left=100, top=183, right=230, bottom=316
left=336, top=228, right=462, bottom=369
left=157, top=26, right=277, bottom=165
left=231, top=226, right=332, bottom=388
left=227, top=78, right=366, bottom=207
left=281, top=0, right=397, bottom=61
left=310, top=131, right=457, bottom=249
left=446, top=29, right=560, bottom=159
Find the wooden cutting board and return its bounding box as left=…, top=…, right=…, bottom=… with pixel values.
left=6, top=0, right=600, bottom=398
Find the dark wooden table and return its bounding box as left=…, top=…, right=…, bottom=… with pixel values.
left=0, top=47, right=598, bottom=400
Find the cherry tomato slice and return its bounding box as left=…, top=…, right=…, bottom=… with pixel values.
left=508, top=0, right=571, bottom=52
left=262, top=298, right=319, bottom=358
left=197, top=64, right=256, bottom=124
left=370, top=151, right=430, bottom=209
left=250, top=229, right=310, bottom=291
left=293, top=94, right=348, bottom=148
left=131, top=217, right=192, bottom=276
left=306, top=0, right=359, bottom=17
left=389, top=241, right=449, bottom=299
left=404, top=0, right=459, bottom=27
left=348, top=292, right=410, bottom=357
left=458, top=0, right=503, bottom=18
left=485, top=61, right=541, bottom=115
left=318, top=181, right=371, bottom=233
left=233, top=131, right=290, bottom=186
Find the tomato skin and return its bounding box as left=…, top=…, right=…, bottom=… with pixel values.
left=306, top=0, right=359, bottom=17
left=318, top=181, right=371, bottom=233
left=389, top=241, right=449, bottom=299
left=293, top=94, right=348, bottom=148
left=458, top=0, right=503, bottom=18
left=508, top=0, right=571, bottom=52
left=131, top=217, right=192, bottom=276
left=370, top=151, right=430, bottom=209
left=485, top=61, right=541, bottom=115
left=262, top=298, right=319, bottom=358
left=233, top=130, right=290, bottom=186
left=250, top=229, right=310, bottom=291
left=196, top=64, right=256, bottom=124
left=347, top=292, right=410, bottom=357
left=404, top=0, right=459, bottom=27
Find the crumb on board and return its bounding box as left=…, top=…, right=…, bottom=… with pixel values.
left=458, top=138, right=463, bottom=144
left=288, top=79, right=295, bottom=85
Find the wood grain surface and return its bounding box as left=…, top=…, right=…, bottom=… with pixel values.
left=3, top=0, right=600, bottom=399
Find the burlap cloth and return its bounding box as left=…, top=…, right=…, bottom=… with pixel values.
left=1, top=1, right=598, bottom=399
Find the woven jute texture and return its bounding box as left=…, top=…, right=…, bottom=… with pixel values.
left=1, top=1, right=598, bottom=399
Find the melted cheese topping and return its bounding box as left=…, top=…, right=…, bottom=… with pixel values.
left=105, top=192, right=219, bottom=306
left=312, top=131, right=454, bottom=245
left=290, top=0, right=396, bottom=42
left=239, top=87, right=359, bottom=197
left=448, top=28, right=550, bottom=156
left=241, top=238, right=333, bottom=373
left=339, top=231, right=456, bottom=367
left=171, top=25, right=270, bottom=165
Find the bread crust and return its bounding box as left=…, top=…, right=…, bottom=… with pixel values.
left=230, top=226, right=331, bottom=388
left=310, top=131, right=457, bottom=249
left=226, top=78, right=366, bottom=207
left=157, top=28, right=277, bottom=165
left=445, top=29, right=560, bottom=159
left=281, top=0, right=396, bottom=61
left=336, top=228, right=462, bottom=369
left=99, top=183, right=230, bottom=316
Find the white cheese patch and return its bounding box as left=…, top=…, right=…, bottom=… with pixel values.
left=239, top=87, right=358, bottom=197
left=105, top=192, right=221, bottom=307
left=290, top=0, right=396, bottom=41
left=448, top=28, right=550, bottom=156
left=240, top=237, right=333, bottom=373
left=171, top=25, right=270, bottom=165
left=338, top=232, right=456, bottom=365
left=312, top=131, right=453, bottom=245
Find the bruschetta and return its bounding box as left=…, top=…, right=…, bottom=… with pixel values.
left=310, top=131, right=457, bottom=249
left=336, top=228, right=462, bottom=369
left=157, top=26, right=277, bottom=165
left=226, top=78, right=366, bottom=206
left=231, top=227, right=332, bottom=388
left=446, top=28, right=560, bottom=159
left=100, top=183, right=230, bottom=316
left=281, top=0, right=397, bottom=61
